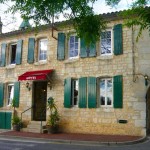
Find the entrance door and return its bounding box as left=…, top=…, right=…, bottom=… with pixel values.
left=33, top=82, right=47, bottom=121
left=146, top=87, right=150, bottom=135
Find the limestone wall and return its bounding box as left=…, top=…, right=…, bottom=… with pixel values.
left=0, top=20, right=149, bottom=136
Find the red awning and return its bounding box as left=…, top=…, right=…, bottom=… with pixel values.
left=18, top=69, right=53, bottom=81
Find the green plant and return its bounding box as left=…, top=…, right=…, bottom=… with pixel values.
left=12, top=115, right=21, bottom=125
left=47, top=97, right=60, bottom=127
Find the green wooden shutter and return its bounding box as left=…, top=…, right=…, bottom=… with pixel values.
left=1, top=43, right=6, bottom=67
left=16, top=39, right=23, bottom=65
left=57, top=33, right=65, bottom=60
left=28, top=38, right=35, bottom=63
left=89, top=42, right=96, bottom=57
left=0, top=83, right=4, bottom=107
left=80, top=39, right=87, bottom=58
left=79, top=77, right=87, bottom=108
left=64, top=78, right=72, bottom=108
left=0, top=112, right=5, bottom=129
left=114, top=24, right=123, bottom=55
left=113, top=75, right=123, bottom=108
left=14, top=82, right=20, bottom=108
left=5, top=112, right=12, bottom=129
left=88, top=77, right=97, bottom=108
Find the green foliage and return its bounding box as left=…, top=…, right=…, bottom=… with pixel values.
left=47, top=97, right=60, bottom=127
left=12, top=115, right=21, bottom=125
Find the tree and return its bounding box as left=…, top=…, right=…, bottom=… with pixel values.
left=106, top=0, right=150, bottom=40
left=0, top=0, right=150, bottom=43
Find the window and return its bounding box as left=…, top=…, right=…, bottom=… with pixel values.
left=100, top=78, right=113, bottom=107
left=71, top=79, right=79, bottom=106
left=7, top=84, right=14, bottom=106
left=100, top=30, right=112, bottom=55
left=9, top=43, right=17, bottom=64
left=38, top=39, right=48, bottom=61
left=68, top=35, right=79, bottom=59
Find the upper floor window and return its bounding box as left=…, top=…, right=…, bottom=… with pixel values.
left=100, top=78, right=113, bottom=107
left=38, top=39, right=48, bottom=61
left=68, top=35, right=79, bottom=59
left=7, top=83, right=14, bottom=106
left=100, top=30, right=112, bottom=56
left=9, top=43, right=17, bottom=64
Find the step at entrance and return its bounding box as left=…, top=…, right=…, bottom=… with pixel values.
left=22, top=121, right=46, bottom=133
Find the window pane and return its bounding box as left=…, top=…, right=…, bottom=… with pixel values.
left=39, top=39, right=47, bottom=61
left=100, top=80, right=105, bottom=105
left=8, top=85, right=14, bottom=105
left=10, top=44, right=17, bottom=64
left=72, top=79, right=78, bottom=106
left=106, top=79, right=112, bottom=106
left=100, top=31, right=112, bottom=55
left=69, top=35, right=79, bottom=58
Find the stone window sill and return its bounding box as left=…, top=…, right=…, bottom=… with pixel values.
left=97, top=55, right=113, bottom=60
left=64, top=58, right=79, bottom=64
left=34, top=60, right=47, bottom=65
left=6, top=64, right=16, bottom=69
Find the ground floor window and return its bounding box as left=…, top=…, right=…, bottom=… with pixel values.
left=100, top=78, right=113, bottom=107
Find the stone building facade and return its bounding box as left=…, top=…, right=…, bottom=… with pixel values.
left=0, top=11, right=150, bottom=136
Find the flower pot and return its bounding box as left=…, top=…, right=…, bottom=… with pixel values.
left=13, top=124, right=20, bottom=131
left=47, top=125, right=59, bottom=134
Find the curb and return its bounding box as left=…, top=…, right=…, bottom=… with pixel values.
left=0, top=134, right=148, bottom=146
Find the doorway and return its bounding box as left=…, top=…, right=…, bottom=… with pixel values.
left=33, top=82, right=47, bottom=121
left=146, top=86, right=150, bottom=135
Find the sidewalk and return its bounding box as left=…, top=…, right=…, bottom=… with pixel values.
left=0, top=130, right=147, bottom=145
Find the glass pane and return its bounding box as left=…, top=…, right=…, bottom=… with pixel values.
left=73, top=80, right=78, bottom=105
left=106, top=79, right=112, bottom=106
left=100, top=80, right=105, bottom=105
left=75, top=36, right=78, bottom=42
left=70, top=36, right=75, bottom=43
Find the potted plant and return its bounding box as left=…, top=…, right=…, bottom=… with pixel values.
left=12, top=115, right=21, bottom=131
left=11, top=98, right=22, bottom=131
left=46, top=97, right=60, bottom=134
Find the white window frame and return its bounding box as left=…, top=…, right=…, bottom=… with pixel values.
left=38, top=38, right=48, bottom=61
left=99, top=78, right=113, bottom=107
left=100, top=29, right=113, bottom=56
left=7, top=83, right=14, bottom=106
left=9, top=43, right=17, bottom=65
left=68, top=35, right=80, bottom=59
left=71, top=79, right=79, bottom=107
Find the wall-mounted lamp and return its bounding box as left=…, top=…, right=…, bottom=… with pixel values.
left=26, top=82, right=31, bottom=91
left=47, top=81, right=52, bottom=90
left=144, top=75, right=149, bottom=86
left=134, top=73, right=149, bottom=86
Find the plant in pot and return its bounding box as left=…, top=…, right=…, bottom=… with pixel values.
left=11, top=98, right=22, bottom=131
left=46, top=97, right=60, bottom=134
left=12, top=115, right=21, bottom=131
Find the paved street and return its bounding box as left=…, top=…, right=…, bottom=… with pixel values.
left=0, top=136, right=150, bottom=150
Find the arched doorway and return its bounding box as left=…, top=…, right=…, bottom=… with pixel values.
left=146, top=86, right=150, bottom=135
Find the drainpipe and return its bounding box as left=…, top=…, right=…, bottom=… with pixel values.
left=132, top=25, right=135, bottom=82
left=0, top=17, right=2, bottom=34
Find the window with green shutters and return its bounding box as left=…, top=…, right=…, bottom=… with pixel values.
left=57, top=33, right=65, bottom=60
left=0, top=43, right=6, bottom=67
left=28, top=38, right=35, bottom=63
left=14, top=82, right=20, bottom=108
left=113, top=75, right=123, bottom=108
left=88, top=77, right=97, bottom=108
left=114, top=24, right=123, bottom=55
left=0, top=83, right=4, bottom=107
left=7, top=39, right=23, bottom=65
left=80, top=39, right=96, bottom=58
left=100, top=24, right=123, bottom=56
left=79, top=77, right=87, bottom=108
left=16, top=39, right=23, bottom=65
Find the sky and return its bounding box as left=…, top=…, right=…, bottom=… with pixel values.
left=0, top=0, right=134, bottom=33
